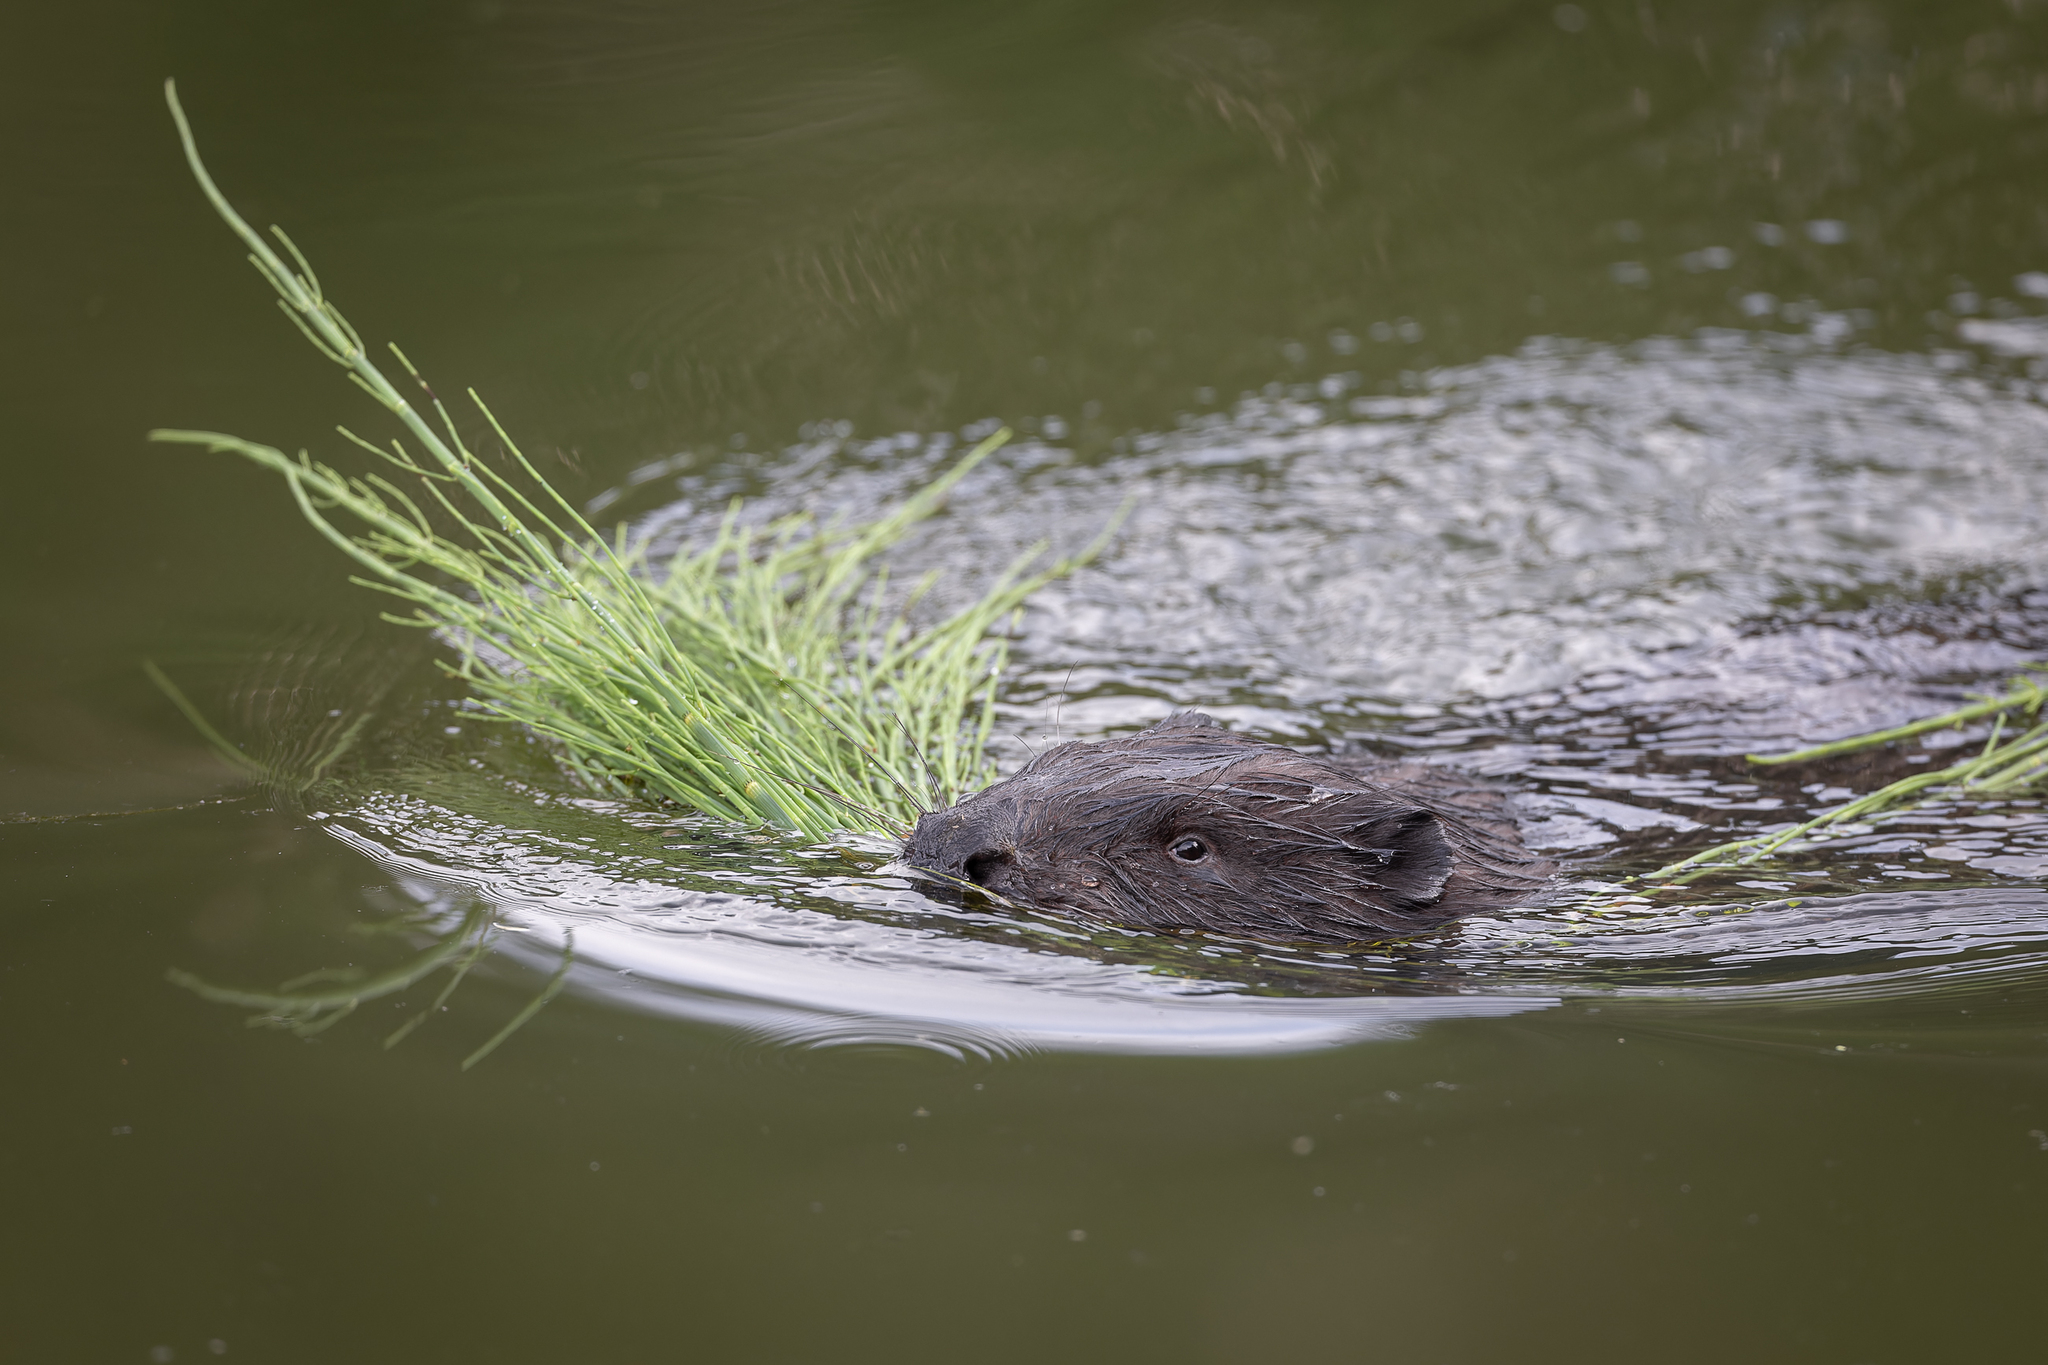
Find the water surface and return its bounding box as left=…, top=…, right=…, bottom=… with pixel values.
left=6, top=3, right=2048, bottom=1361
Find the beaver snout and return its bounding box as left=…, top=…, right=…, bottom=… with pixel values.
left=906, top=834, right=1016, bottom=890
left=904, top=803, right=1021, bottom=890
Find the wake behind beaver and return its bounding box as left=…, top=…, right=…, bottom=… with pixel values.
left=904, top=711, right=1555, bottom=942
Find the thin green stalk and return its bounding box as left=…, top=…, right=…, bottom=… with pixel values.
left=383, top=926, right=498, bottom=1050
left=142, top=660, right=264, bottom=778
left=1646, top=679, right=2048, bottom=883
left=1745, top=668, right=2047, bottom=764
left=462, top=932, right=575, bottom=1071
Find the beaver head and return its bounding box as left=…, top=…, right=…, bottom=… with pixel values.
left=904, top=711, right=1488, bottom=941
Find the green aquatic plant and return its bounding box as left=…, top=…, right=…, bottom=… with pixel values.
left=1644, top=668, right=2048, bottom=885
left=152, top=80, right=1113, bottom=840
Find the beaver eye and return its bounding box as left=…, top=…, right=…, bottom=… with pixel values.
left=1169, top=836, right=1209, bottom=862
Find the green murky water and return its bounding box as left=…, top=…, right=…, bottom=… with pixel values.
left=7, top=2, right=2048, bottom=1360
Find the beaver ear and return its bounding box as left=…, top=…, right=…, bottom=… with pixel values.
left=1347, top=808, right=1453, bottom=909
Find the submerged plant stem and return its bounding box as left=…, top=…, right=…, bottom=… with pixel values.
left=166, top=906, right=495, bottom=1033
left=461, top=931, right=575, bottom=1071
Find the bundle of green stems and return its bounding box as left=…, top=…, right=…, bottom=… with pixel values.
left=153, top=81, right=1111, bottom=842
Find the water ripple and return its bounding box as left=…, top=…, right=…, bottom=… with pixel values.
left=270, top=331, right=2048, bottom=1055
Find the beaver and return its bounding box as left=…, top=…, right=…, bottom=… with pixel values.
left=904, top=711, right=1554, bottom=942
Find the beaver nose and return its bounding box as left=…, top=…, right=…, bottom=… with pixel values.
left=905, top=808, right=1014, bottom=886
left=961, top=848, right=1014, bottom=886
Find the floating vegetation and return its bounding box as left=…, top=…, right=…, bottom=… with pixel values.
left=153, top=80, right=1115, bottom=843
left=150, top=80, right=1120, bottom=1063
left=1644, top=668, right=2048, bottom=885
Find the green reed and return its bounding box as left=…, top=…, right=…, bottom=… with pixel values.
left=1644, top=667, right=2048, bottom=884
left=152, top=80, right=1114, bottom=840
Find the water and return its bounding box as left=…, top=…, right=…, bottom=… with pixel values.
left=7, top=2, right=2048, bottom=1360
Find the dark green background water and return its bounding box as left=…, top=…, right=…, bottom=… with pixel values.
left=7, top=2, right=2048, bottom=1361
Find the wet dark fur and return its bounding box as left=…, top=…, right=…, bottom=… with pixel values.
left=905, top=711, right=1554, bottom=943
